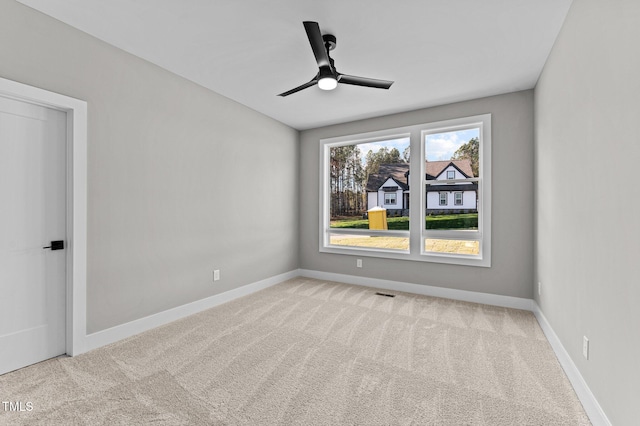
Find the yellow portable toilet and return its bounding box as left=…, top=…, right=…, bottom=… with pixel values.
left=368, top=206, right=388, bottom=230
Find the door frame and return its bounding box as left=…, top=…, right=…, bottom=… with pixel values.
left=0, top=77, right=87, bottom=356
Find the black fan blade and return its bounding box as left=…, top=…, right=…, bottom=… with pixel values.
left=278, top=78, right=318, bottom=97
left=338, top=74, right=394, bottom=89
left=303, top=21, right=330, bottom=68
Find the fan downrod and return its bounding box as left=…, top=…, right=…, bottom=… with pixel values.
left=323, top=34, right=336, bottom=51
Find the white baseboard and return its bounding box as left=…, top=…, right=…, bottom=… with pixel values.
left=532, top=302, right=611, bottom=426
left=298, top=269, right=533, bottom=311
left=83, top=269, right=299, bottom=353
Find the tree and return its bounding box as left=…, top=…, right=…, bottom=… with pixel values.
left=329, top=145, right=406, bottom=217
left=330, top=145, right=364, bottom=217
left=364, top=147, right=401, bottom=178
left=402, top=146, right=410, bottom=163
left=451, top=137, right=479, bottom=176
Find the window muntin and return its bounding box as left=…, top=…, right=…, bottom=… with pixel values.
left=329, top=233, right=409, bottom=251
left=320, top=114, right=490, bottom=267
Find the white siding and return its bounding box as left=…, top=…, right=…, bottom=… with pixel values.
left=428, top=165, right=476, bottom=210
left=380, top=177, right=401, bottom=188
left=426, top=190, right=476, bottom=210
left=369, top=178, right=405, bottom=210
left=457, top=191, right=477, bottom=209
left=367, top=192, right=378, bottom=210
left=427, top=192, right=441, bottom=209
left=379, top=188, right=403, bottom=209
left=435, top=165, right=470, bottom=182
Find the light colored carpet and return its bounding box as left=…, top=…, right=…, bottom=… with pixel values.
left=0, top=277, right=590, bottom=425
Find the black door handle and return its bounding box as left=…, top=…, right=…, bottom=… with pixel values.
left=43, top=240, right=64, bottom=250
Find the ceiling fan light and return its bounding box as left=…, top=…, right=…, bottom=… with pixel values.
left=318, top=76, right=338, bottom=91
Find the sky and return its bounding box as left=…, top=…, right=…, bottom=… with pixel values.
left=353, top=128, right=479, bottom=165
left=425, top=128, right=479, bottom=161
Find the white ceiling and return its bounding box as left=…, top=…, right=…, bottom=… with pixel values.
left=17, top=0, right=572, bottom=130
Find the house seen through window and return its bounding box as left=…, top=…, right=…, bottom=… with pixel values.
left=424, top=126, right=482, bottom=257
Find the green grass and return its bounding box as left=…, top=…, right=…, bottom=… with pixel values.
left=426, top=213, right=478, bottom=230
left=331, top=216, right=409, bottom=230
left=330, top=213, right=478, bottom=230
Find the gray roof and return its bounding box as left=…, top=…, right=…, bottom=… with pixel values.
left=366, top=159, right=474, bottom=192
left=426, top=159, right=474, bottom=179
left=365, top=164, right=409, bottom=191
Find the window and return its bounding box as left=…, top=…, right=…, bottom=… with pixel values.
left=320, top=114, right=491, bottom=267
left=423, top=114, right=491, bottom=266
left=322, top=134, right=410, bottom=252
left=384, top=193, right=396, bottom=205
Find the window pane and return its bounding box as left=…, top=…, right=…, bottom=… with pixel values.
left=425, top=239, right=480, bottom=255
left=384, top=193, right=396, bottom=205
left=330, top=233, right=409, bottom=251
left=330, top=138, right=410, bottom=231
left=425, top=128, right=479, bottom=231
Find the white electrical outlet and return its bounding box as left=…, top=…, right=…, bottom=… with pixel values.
left=213, top=269, right=220, bottom=281
left=356, top=259, right=362, bottom=268
left=538, top=281, right=541, bottom=296
left=583, top=336, right=589, bottom=360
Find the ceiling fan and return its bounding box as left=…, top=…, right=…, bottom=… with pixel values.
left=278, top=21, right=394, bottom=97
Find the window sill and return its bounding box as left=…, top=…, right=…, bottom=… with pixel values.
left=319, top=244, right=491, bottom=267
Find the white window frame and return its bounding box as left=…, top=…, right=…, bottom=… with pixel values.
left=454, top=191, right=463, bottom=206
left=447, top=170, right=455, bottom=180
left=384, top=193, right=396, bottom=205
left=422, top=114, right=491, bottom=267
left=319, top=113, right=491, bottom=267
left=439, top=192, right=448, bottom=206
left=320, top=129, right=411, bottom=258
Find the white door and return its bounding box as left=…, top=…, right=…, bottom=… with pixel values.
left=0, top=95, right=67, bottom=375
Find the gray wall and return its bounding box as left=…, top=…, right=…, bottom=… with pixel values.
left=534, top=0, right=640, bottom=423
left=300, top=91, right=534, bottom=299
left=0, top=0, right=299, bottom=333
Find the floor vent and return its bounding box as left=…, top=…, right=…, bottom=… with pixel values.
left=375, top=292, right=396, bottom=298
